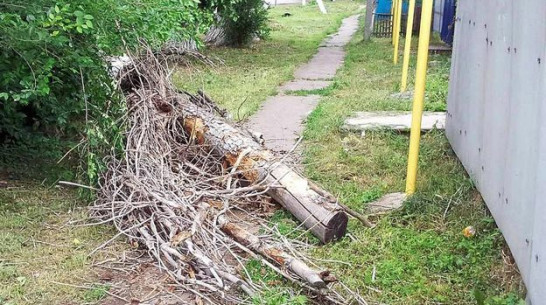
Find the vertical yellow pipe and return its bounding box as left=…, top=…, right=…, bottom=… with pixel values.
left=400, top=0, right=415, bottom=91
left=405, top=0, right=433, bottom=195
left=393, top=0, right=403, bottom=64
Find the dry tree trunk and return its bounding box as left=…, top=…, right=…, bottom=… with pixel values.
left=179, top=98, right=348, bottom=243
left=205, top=26, right=227, bottom=47
left=96, top=52, right=368, bottom=305
left=218, top=216, right=336, bottom=288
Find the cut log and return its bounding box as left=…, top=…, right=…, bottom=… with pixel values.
left=180, top=97, right=348, bottom=243
left=218, top=216, right=334, bottom=288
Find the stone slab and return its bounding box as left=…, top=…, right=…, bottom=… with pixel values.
left=390, top=90, right=414, bottom=100
left=245, top=95, right=320, bottom=152
left=294, top=47, right=345, bottom=80
left=245, top=13, right=361, bottom=153
left=279, top=79, right=332, bottom=91
left=429, top=44, right=452, bottom=54
left=342, top=111, right=446, bottom=131
left=366, top=192, right=407, bottom=214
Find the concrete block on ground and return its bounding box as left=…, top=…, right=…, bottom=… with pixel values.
left=390, top=91, right=414, bottom=100
left=342, top=111, right=446, bottom=132
left=321, top=14, right=361, bottom=47
left=366, top=192, right=407, bottom=214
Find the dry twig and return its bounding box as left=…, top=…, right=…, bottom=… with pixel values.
left=91, top=48, right=366, bottom=304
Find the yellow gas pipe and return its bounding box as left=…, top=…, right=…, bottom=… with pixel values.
left=405, top=0, right=433, bottom=195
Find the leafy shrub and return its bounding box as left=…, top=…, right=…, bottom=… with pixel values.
left=220, top=0, right=270, bottom=46
left=0, top=0, right=215, bottom=184
left=0, top=0, right=268, bottom=184
left=0, top=1, right=210, bottom=138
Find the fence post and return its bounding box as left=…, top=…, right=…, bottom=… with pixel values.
left=405, top=0, right=433, bottom=195
left=364, top=0, right=375, bottom=40
left=391, top=0, right=396, bottom=45
left=400, top=0, right=416, bottom=91
left=393, top=0, right=403, bottom=64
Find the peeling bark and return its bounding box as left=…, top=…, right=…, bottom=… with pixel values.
left=179, top=97, right=348, bottom=243
left=218, top=216, right=335, bottom=288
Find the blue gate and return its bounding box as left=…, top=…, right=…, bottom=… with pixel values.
left=440, top=0, right=456, bottom=45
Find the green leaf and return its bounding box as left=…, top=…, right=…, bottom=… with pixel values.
left=86, top=20, right=93, bottom=28
left=76, top=26, right=83, bottom=33
left=84, top=14, right=94, bottom=20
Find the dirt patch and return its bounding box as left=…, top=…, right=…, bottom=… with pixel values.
left=98, top=258, right=197, bottom=305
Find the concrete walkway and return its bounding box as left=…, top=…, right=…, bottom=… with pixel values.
left=246, top=14, right=361, bottom=152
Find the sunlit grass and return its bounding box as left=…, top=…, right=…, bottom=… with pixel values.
left=173, top=0, right=363, bottom=120
left=299, top=24, right=525, bottom=304
left=0, top=183, right=125, bottom=305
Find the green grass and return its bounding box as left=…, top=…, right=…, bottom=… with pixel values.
left=0, top=4, right=365, bottom=304
left=0, top=143, right=125, bottom=305
left=284, top=82, right=339, bottom=96
left=0, top=5, right=525, bottom=305
left=298, top=21, right=525, bottom=305
left=173, top=1, right=362, bottom=120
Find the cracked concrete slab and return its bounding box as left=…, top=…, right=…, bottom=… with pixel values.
left=246, top=13, right=361, bottom=152
left=279, top=79, right=332, bottom=92
left=246, top=95, right=320, bottom=152
left=342, top=111, right=446, bottom=132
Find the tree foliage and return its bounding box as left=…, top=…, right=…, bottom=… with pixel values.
left=219, top=0, right=270, bottom=46
left=0, top=0, right=210, bottom=139
left=0, top=0, right=269, bottom=184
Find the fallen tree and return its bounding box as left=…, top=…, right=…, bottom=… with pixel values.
left=180, top=94, right=348, bottom=244
left=91, top=51, right=363, bottom=304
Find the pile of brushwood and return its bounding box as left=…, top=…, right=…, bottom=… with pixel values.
left=91, top=50, right=367, bottom=304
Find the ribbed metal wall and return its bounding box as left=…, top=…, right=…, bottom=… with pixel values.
left=446, top=1, right=546, bottom=303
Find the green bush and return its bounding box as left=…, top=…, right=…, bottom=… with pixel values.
left=0, top=0, right=269, bottom=184
left=0, top=1, right=210, bottom=138
left=0, top=0, right=215, bottom=184
left=220, top=0, right=270, bottom=46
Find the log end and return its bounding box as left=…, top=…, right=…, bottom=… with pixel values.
left=322, top=211, right=349, bottom=243
left=323, top=211, right=349, bottom=243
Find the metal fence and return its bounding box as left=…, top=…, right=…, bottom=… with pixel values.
left=446, top=0, right=546, bottom=303
left=372, top=13, right=407, bottom=38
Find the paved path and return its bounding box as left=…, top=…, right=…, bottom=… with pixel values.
left=246, top=14, right=361, bottom=152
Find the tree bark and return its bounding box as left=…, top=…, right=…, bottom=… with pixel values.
left=218, top=216, right=335, bottom=288
left=179, top=97, right=348, bottom=243
left=364, top=0, right=376, bottom=40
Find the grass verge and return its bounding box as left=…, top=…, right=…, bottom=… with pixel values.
left=0, top=142, right=125, bottom=305
left=299, top=20, right=525, bottom=305
left=173, top=0, right=362, bottom=120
